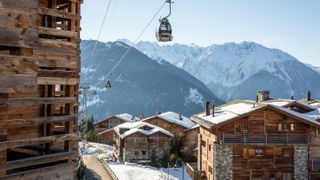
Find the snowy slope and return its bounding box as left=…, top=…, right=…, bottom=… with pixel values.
left=306, top=63, right=320, bottom=74
left=134, top=41, right=320, bottom=101
left=80, top=40, right=223, bottom=120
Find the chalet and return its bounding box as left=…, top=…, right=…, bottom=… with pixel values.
left=113, top=121, right=173, bottom=162
left=192, top=91, right=320, bottom=180
left=94, top=113, right=139, bottom=132
left=0, top=0, right=81, bottom=179
left=142, top=111, right=196, bottom=138
left=95, top=113, right=139, bottom=145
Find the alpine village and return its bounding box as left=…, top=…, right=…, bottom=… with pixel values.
left=0, top=0, right=320, bottom=180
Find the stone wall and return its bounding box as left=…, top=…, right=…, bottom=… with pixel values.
left=294, top=145, right=308, bottom=180
left=214, top=145, right=233, bottom=180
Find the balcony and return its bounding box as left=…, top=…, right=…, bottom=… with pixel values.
left=220, top=133, right=308, bottom=145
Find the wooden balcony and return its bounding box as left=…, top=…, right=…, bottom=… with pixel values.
left=220, top=133, right=309, bottom=145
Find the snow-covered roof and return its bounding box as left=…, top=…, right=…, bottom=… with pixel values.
left=194, top=102, right=261, bottom=125
left=95, top=113, right=139, bottom=125
left=114, top=121, right=173, bottom=138
left=307, top=104, right=320, bottom=120
left=114, top=113, right=140, bottom=122
left=143, top=111, right=195, bottom=129
left=193, top=100, right=320, bottom=127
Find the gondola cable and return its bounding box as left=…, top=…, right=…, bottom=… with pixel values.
left=90, top=0, right=120, bottom=71
left=87, top=0, right=113, bottom=71
left=93, top=1, right=167, bottom=88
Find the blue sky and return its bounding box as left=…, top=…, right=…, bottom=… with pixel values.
left=81, top=0, right=320, bottom=66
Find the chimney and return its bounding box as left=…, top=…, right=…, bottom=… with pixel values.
left=290, top=96, right=294, bottom=100
left=139, top=113, right=144, bottom=120
left=205, top=101, right=210, bottom=116
left=257, top=90, right=270, bottom=102
left=212, top=104, right=215, bottom=117
left=256, top=95, right=259, bottom=103
left=179, top=114, right=183, bottom=120
left=307, top=90, right=312, bottom=101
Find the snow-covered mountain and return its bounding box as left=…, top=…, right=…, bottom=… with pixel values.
left=80, top=40, right=223, bottom=120
left=133, top=41, right=320, bottom=101
left=306, top=64, right=320, bottom=74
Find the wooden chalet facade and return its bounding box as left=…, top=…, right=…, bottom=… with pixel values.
left=94, top=113, right=138, bottom=133
left=95, top=113, right=139, bottom=144
left=142, top=111, right=196, bottom=138
left=192, top=92, right=320, bottom=180
left=0, top=0, right=81, bottom=179
left=113, top=121, right=173, bottom=162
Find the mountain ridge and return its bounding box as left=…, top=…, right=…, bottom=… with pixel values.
left=132, top=40, right=320, bottom=101
left=80, top=40, right=223, bottom=119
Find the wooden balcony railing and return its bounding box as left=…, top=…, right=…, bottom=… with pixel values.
left=311, top=159, right=320, bottom=171
left=221, top=133, right=308, bottom=145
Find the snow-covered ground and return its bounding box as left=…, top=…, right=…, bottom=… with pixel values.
left=108, top=161, right=191, bottom=180
left=80, top=142, right=192, bottom=180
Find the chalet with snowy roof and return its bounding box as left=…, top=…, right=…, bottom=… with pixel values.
left=113, top=121, right=173, bottom=162
left=191, top=90, right=320, bottom=180
left=94, top=113, right=139, bottom=133
left=95, top=113, right=139, bottom=144
left=142, top=111, right=196, bottom=137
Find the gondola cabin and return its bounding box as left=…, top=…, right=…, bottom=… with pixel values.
left=156, top=18, right=173, bottom=42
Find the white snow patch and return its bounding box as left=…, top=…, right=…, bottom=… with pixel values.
left=184, top=88, right=205, bottom=105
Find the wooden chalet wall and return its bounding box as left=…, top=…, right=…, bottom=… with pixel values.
left=0, top=0, right=82, bottom=179
left=144, top=117, right=187, bottom=137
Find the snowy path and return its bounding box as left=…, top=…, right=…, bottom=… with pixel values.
left=83, top=154, right=113, bottom=180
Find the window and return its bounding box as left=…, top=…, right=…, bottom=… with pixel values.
left=283, top=124, right=289, bottom=131
left=234, top=122, right=240, bottom=133
left=316, top=128, right=320, bottom=136
left=134, top=151, right=139, bottom=156
left=290, top=124, right=295, bottom=131
left=201, top=140, right=206, bottom=148
left=208, top=166, right=213, bottom=174
left=142, top=151, right=146, bottom=155
left=255, top=149, right=264, bottom=156
left=278, top=123, right=282, bottom=131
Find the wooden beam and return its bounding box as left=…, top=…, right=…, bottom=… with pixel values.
left=0, top=115, right=77, bottom=128
left=0, top=27, right=38, bottom=48
left=3, top=163, right=75, bottom=180
left=38, top=7, right=80, bottom=20
left=0, top=97, right=77, bottom=105
left=0, top=133, right=79, bottom=151
left=0, top=151, right=75, bottom=171
left=38, top=26, right=78, bottom=39
left=37, top=77, right=79, bottom=85
left=39, top=38, right=77, bottom=50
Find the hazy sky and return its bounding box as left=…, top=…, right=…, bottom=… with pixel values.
left=81, top=0, right=320, bottom=66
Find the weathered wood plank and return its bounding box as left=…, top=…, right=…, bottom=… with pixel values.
left=38, top=27, right=78, bottom=39
left=0, top=0, right=38, bottom=13
left=0, top=97, right=77, bottom=105
left=1, top=151, right=75, bottom=171
left=0, top=133, right=79, bottom=150
left=37, top=77, right=79, bottom=85
left=2, top=163, right=75, bottom=180
left=0, top=75, right=37, bottom=94
left=0, top=115, right=77, bottom=128
left=0, top=9, right=37, bottom=29
left=0, top=56, right=37, bottom=75
left=39, top=38, right=77, bottom=50
left=38, top=69, right=80, bottom=78
left=38, top=7, right=80, bottom=20
left=0, top=27, right=38, bottom=48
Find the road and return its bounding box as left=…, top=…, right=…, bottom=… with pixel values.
left=83, top=154, right=113, bottom=180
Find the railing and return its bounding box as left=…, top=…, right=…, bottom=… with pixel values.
left=221, top=133, right=308, bottom=145
left=311, top=159, right=320, bottom=171
left=97, top=156, right=119, bottom=180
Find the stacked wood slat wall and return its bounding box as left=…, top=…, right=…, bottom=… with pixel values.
left=0, top=0, right=82, bottom=179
